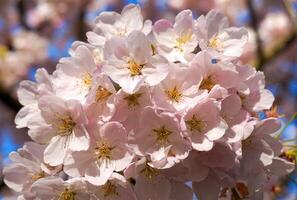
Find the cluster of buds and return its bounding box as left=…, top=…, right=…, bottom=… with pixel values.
left=3, top=4, right=295, bottom=200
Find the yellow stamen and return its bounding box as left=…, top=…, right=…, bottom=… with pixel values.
left=0, top=45, right=8, bottom=59
left=57, top=116, right=76, bottom=136
left=96, top=86, right=112, bottom=102
left=95, top=143, right=113, bottom=160
left=124, top=93, right=142, bottom=107
left=150, top=44, right=157, bottom=55
left=153, top=125, right=172, bottom=144
left=175, top=33, right=192, bottom=52
left=82, top=73, right=92, bottom=88
left=31, top=171, right=45, bottom=181
left=209, top=37, right=223, bottom=49
left=235, top=182, right=249, bottom=199
left=200, top=76, right=215, bottom=91
left=265, top=105, right=285, bottom=118
left=166, top=86, right=183, bottom=103
left=58, top=188, right=76, bottom=200
left=186, top=115, right=206, bottom=132
left=101, top=181, right=118, bottom=197
left=128, top=60, right=142, bottom=76
left=140, top=164, right=158, bottom=180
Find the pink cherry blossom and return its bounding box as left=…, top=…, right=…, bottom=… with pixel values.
left=64, top=122, right=133, bottom=185
left=102, top=30, right=169, bottom=94
left=4, top=4, right=295, bottom=200
left=153, top=10, right=198, bottom=63
left=132, top=106, right=191, bottom=169
left=182, top=97, right=228, bottom=151
left=195, top=9, right=248, bottom=60
left=34, top=95, right=89, bottom=166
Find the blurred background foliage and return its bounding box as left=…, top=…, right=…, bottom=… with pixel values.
left=0, top=0, right=296, bottom=199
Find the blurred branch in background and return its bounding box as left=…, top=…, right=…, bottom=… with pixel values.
left=0, top=86, right=21, bottom=113
left=246, top=0, right=265, bottom=69
left=247, top=0, right=297, bottom=70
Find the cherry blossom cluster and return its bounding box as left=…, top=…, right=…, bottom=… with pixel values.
left=3, top=4, right=295, bottom=200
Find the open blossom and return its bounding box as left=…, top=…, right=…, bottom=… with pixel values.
left=195, top=9, right=248, bottom=60
left=132, top=106, right=191, bottom=169
left=152, top=62, right=204, bottom=112
left=125, top=158, right=193, bottom=200
left=15, top=68, right=53, bottom=129
left=190, top=50, right=239, bottom=97
left=88, top=173, right=137, bottom=200
left=5, top=4, right=295, bottom=200
left=31, top=177, right=91, bottom=200
left=53, top=45, right=98, bottom=102
left=31, top=95, right=89, bottom=166
left=87, top=4, right=152, bottom=46
left=182, top=98, right=228, bottom=151
left=153, top=10, right=198, bottom=63
left=103, top=30, right=169, bottom=94
left=64, top=122, right=133, bottom=185
left=3, top=142, right=61, bottom=199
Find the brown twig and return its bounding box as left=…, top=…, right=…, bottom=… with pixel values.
left=257, top=30, right=297, bottom=70
left=246, top=0, right=265, bottom=69
left=0, top=86, right=22, bottom=113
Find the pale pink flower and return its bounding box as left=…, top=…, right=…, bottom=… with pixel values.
left=235, top=64, right=274, bottom=112
left=15, top=68, right=53, bottom=129
left=87, top=4, right=152, bottom=46
left=190, top=51, right=239, bottom=97
left=132, top=106, right=191, bottom=169
left=220, top=94, right=256, bottom=143
left=64, top=122, right=133, bottom=185
left=152, top=62, right=205, bottom=112
left=85, top=72, right=117, bottom=122
left=89, top=173, right=137, bottom=200
left=102, top=30, right=168, bottom=94
left=182, top=98, right=228, bottom=151
left=125, top=158, right=193, bottom=200
left=112, top=86, right=153, bottom=132
left=3, top=142, right=60, bottom=198
left=31, top=177, right=91, bottom=200
left=153, top=10, right=198, bottom=63
left=34, top=95, right=89, bottom=166
left=52, top=45, right=97, bottom=101
left=240, top=118, right=284, bottom=174
left=195, top=10, right=248, bottom=60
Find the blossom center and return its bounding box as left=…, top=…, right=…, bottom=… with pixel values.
left=101, top=181, right=118, bottom=197
left=176, top=33, right=192, bottom=51
left=124, top=93, right=142, bottom=107
left=95, top=143, right=113, bottom=160
left=58, top=188, right=76, bottom=200
left=57, top=116, right=76, bottom=136
left=82, top=73, right=92, bottom=88
left=128, top=60, right=142, bottom=76
left=31, top=171, right=46, bottom=181
left=166, top=86, right=183, bottom=102
left=200, top=76, right=215, bottom=91
left=96, top=86, right=112, bottom=102
left=153, top=125, right=172, bottom=144
left=140, top=164, right=158, bottom=179
left=209, top=37, right=223, bottom=49
left=186, top=115, right=206, bottom=132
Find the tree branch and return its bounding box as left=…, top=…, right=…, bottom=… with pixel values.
left=246, top=0, right=265, bottom=69
left=0, top=86, right=21, bottom=113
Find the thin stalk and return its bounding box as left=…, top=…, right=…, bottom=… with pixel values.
left=276, top=111, right=297, bottom=139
